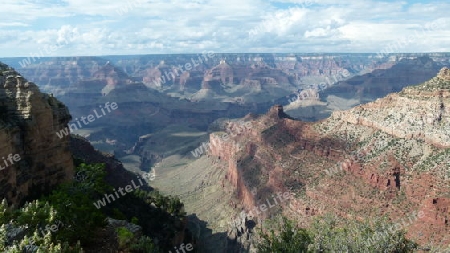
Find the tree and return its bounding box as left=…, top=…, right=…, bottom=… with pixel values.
left=257, top=216, right=311, bottom=253
left=308, top=214, right=418, bottom=252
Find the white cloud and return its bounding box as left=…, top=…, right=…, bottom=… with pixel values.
left=0, top=22, right=30, bottom=28
left=0, top=0, right=449, bottom=57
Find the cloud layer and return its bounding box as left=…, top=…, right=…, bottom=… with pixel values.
left=1, top=0, right=449, bottom=57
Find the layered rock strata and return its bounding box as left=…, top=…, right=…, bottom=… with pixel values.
left=0, top=63, right=73, bottom=205
left=209, top=69, right=450, bottom=249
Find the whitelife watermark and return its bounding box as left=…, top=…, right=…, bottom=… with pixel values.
left=115, top=0, right=146, bottom=16
left=190, top=120, right=252, bottom=158
left=27, top=220, right=63, bottom=248
left=376, top=19, right=447, bottom=58
left=56, top=102, right=118, bottom=138
left=0, top=153, right=21, bottom=171
left=93, top=176, right=145, bottom=209
left=169, top=243, right=194, bottom=253
left=152, top=51, right=215, bottom=87
left=142, top=169, right=156, bottom=182
left=287, top=69, right=351, bottom=104
left=248, top=1, right=316, bottom=40
left=229, top=191, right=294, bottom=227
left=18, top=27, right=79, bottom=68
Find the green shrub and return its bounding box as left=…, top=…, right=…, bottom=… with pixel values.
left=131, top=217, right=139, bottom=225
left=0, top=162, right=188, bottom=252
left=0, top=201, right=83, bottom=253
left=116, top=227, right=134, bottom=249
left=112, top=208, right=127, bottom=220
left=0, top=199, right=14, bottom=224
left=42, top=163, right=108, bottom=243
left=308, top=214, right=417, bottom=252
left=257, top=216, right=311, bottom=253
left=255, top=215, right=418, bottom=253
left=129, top=235, right=159, bottom=253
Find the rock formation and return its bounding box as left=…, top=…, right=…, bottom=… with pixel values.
left=0, top=62, right=74, bottom=205
left=203, top=60, right=234, bottom=86
left=209, top=68, right=450, bottom=250
left=438, top=67, right=450, bottom=81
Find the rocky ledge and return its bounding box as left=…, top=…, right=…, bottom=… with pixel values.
left=331, top=67, right=450, bottom=147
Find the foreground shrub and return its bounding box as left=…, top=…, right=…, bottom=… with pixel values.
left=257, top=216, right=312, bottom=253
left=308, top=214, right=418, bottom=252
left=256, top=215, right=418, bottom=253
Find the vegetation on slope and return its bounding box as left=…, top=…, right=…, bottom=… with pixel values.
left=256, top=215, right=421, bottom=253
left=0, top=162, right=188, bottom=253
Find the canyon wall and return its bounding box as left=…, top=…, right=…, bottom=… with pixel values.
left=0, top=63, right=73, bottom=205
left=208, top=69, right=450, bottom=248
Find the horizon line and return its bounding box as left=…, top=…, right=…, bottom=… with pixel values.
left=1, top=52, right=450, bottom=59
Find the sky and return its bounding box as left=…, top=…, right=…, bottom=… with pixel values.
left=0, top=0, right=449, bottom=57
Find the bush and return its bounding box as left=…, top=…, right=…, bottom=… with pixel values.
left=255, top=215, right=418, bottom=253
left=129, top=236, right=159, bottom=253
left=1, top=162, right=188, bottom=252
left=257, top=216, right=311, bottom=253
left=0, top=200, right=83, bottom=253
left=308, top=214, right=417, bottom=252
left=42, top=163, right=108, bottom=243
left=116, top=227, right=134, bottom=249
left=0, top=163, right=109, bottom=252
left=131, top=217, right=139, bottom=225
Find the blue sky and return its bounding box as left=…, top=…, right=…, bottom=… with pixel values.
left=0, top=0, right=449, bottom=57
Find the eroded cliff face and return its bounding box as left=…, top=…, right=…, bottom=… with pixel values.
left=11, top=55, right=450, bottom=159
left=332, top=67, right=450, bottom=147
left=17, top=54, right=449, bottom=97
left=0, top=63, right=73, bottom=205
left=209, top=69, right=450, bottom=248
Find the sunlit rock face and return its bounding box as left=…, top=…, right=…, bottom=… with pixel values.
left=0, top=63, right=73, bottom=205
left=210, top=68, right=450, bottom=249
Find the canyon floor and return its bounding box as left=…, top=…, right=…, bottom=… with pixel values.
left=145, top=146, right=238, bottom=251
left=95, top=124, right=239, bottom=252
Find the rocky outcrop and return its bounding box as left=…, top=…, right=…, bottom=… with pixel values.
left=438, top=67, right=450, bottom=80
left=330, top=70, right=450, bottom=147
left=142, top=67, right=164, bottom=88
left=204, top=60, right=234, bottom=85
left=0, top=63, right=73, bottom=205
left=107, top=217, right=143, bottom=238
left=209, top=69, right=450, bottom=249
left=95, top=63, right=132, bottom=95
left=226, top=212, right=256, bottom=253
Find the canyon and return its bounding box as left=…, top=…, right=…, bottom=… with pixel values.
left=151, top=68, right=450, bottom=252
left=206, top=68, right=450, bottom=250
left=1, top=54, right=450, bottom=252
left=3, top=53, right=449, bottom=160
